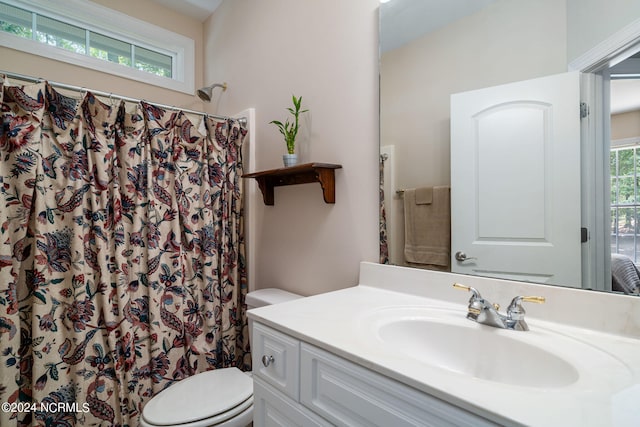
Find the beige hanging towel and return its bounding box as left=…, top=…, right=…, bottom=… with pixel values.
left=404, top=186, right=451, bottom=270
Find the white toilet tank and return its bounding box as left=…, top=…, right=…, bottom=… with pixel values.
left=246, top=288, right=302, bottom=348
left=246, top=288, right=302, bottom=309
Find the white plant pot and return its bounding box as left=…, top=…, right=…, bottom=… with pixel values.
left=283, top=153, right=298, bottom=167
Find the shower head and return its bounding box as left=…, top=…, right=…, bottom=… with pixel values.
left=197, top=82, right=227, bottom=102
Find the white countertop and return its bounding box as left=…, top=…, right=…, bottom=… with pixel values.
left=248, top=262, right=640, bottom=427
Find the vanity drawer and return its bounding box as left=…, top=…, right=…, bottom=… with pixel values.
left=300, top=343, right=499, bottom=427
left=254, top=376, right=332, bottom=427
left=252, top=322, right=300, bottom=400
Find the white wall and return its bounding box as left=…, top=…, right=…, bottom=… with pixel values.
left=203, top=0, right=380, bottom=296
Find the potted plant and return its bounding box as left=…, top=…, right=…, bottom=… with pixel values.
left=270, top=95, right=308, bottom=167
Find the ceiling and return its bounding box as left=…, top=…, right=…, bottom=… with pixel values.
left=149, top=0, right=222, bottom=22
left=610, top=56, right=640, bottom=114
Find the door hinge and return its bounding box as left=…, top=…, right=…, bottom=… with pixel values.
left=581, top=227, right=589, bottom=243
left=580, top=102, right=589, bottom=119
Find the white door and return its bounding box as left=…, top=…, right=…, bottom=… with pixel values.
left=451, top=71, right=582, bottom=287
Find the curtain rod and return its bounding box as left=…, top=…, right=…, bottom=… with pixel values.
left=1, top=70, right=247, bottom=128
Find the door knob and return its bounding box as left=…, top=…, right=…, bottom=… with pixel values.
left=455, top=251, right=477, bottom=262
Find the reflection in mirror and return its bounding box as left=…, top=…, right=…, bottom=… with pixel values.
left=610, top=62, right=640, bottom=296
left=379, top=0, right=640, bottom=296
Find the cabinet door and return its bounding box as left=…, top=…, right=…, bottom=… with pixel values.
left=300, top=344, right=499, bottom=427
left=254, top=376, right=332, bottom=427
left=252, top=323, right=300, bottom=400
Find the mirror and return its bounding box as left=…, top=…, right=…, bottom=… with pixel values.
left=379, top=0, right=640, bottom=295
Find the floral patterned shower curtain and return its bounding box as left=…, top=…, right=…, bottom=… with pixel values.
left=380, top=154, right=389, bottom=264
left=0, top=78, right=251, bottom=427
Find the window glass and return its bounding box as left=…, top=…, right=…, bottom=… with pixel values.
left=90, top=32, right=131, bottom=66
left=135, top=45, right=172, bottom=78
left=611, top=146, right=640, bottom=262
left=0, top=3, right=31, bottom=38
left=36, top=15, right=85, bottom=54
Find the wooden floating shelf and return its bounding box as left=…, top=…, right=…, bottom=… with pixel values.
left=243, top=162, right=342, bottom=205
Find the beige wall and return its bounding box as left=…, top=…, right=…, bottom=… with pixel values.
left=1, top=0, right=205, bottom=109
left=567, top=0, right=640, bottom=63
left=204, top=0, right=380, bottom=296
left=381, top=0, right=566, bottom=191
left=612, top=110, right=640, bottom=141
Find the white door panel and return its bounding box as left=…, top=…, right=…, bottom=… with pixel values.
left=451, top=72, right=582, bottom=287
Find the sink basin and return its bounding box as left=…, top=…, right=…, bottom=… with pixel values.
left=364, top=306, right=584, bottom=388
left=378, top=315, right=578, bottom=388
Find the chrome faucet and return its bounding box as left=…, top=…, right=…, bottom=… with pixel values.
left=453, top=283, right=545, bottom=331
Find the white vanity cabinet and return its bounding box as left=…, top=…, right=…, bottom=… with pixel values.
left=252, top=322, right=499, bottom=427
left=252, top=323, right=331, bottom=426
left=248, top=263, right=640, bottom=426
left=253, top=376, right=331, bottom=427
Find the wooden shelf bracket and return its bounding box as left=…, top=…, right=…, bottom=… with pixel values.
left=243, top=163, right=342, bottom=206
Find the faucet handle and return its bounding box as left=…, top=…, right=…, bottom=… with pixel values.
left=520, top=296, right=546, bottom=304
left=506, top=295, right=545, bottom=331
left=452, top=283, right=482, bottom=299
left=507, top=295, right=545, bottom=318
left=453, top=283, right=486, bottom=319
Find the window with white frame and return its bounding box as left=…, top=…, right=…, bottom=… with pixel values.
left=0, top=0, right=195, bottom=94
left=610, top=141, right=640, bottom=262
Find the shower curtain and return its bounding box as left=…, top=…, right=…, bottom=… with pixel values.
left=0, top=78, right=251, bottom=427
left=380, top=154, right=389, bottom=264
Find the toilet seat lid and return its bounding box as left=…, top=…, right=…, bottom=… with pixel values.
left=142, top=367, right=253, bottom=426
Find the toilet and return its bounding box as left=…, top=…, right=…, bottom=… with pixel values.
left=140, top=288, right=302, bottom=427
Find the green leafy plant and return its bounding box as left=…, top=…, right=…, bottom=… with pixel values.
left=270, top=95, right=308, bottom=155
